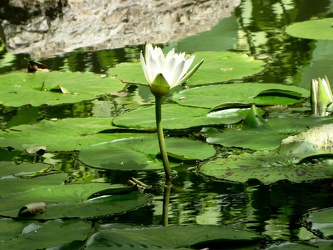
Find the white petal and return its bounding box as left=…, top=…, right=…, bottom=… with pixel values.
left=140, top=52, right=150, bottom=83
left=169, top=60, right=185, bottom=88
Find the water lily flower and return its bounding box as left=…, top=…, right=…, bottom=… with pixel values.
left=139, top=44, right=203, bottom=180
left=311, top=76, right=333, bottom=116
left=140, top=43, right=204, bottom=96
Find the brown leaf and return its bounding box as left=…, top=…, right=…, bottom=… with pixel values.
left=18, top=202, right=46, bottom=216
left=25, top=58, right=49, bottom=73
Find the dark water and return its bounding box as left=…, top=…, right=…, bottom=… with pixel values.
left=1, top=0, right=333, bottom=245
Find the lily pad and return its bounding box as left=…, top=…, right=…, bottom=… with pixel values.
left=1, top=172, right=69, bottom=196
left=0, top=183, right=149, bottom=219
left=113, top=104, right=253, bottom=130
left=286, top=18, right=333, bottom=40
left=204, top=116, right=333, bottom=151
left=279, top=124, right=333, bottom=156
left=306, top=208, right=333, bottom=238
left=204, top=128, right=287, bottom=150
left=0, top=71, right=124, bottom=107
left=85, top=224, right=260, bottom=249
left=0, top=117, right=147, bottom=151
left=199, top=151, right=333, bottom=184
left=172, top=83, right=309, bottom=109
left=0, top=161, right=48, bottom=179
left=266, top=240, right=333, bottom=249
left=0, top=219, right=92, bottom=250
left=79, top=136, right=216, bottom=170
left=109, top=51, right=265, bottom=86
left=200, top=123, right=333, bottom=183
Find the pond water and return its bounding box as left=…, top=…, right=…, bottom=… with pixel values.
left=1, top=0, right=333, bottom=248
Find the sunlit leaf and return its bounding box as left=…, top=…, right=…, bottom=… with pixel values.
left=203, top=116, right=333, bottom=151
left=172, top=83, right=309, bottom=108
left=113, top=104, right=252, bottom=130
left=0, top=117, right=147, bottom=151
left=0, top=71, right=124, bottom=107
left=286, top=18, right=333, bottom=40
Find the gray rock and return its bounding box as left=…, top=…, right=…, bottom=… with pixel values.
left=0, top=0, right=241, bottom=58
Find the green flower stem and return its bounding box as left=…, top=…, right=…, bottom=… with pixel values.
left=155, top=95, right=173, bottom=179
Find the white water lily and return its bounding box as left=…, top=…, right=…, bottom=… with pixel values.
left=311, top=76, right=333, bottom=116
left=140, top=44, right=204, bottom=96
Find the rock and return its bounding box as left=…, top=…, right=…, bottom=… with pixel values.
left=0, top=0, right=241, bottom=58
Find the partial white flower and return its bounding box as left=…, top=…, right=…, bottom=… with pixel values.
left=140, top=44, right=203, bottom=96
left=311, top=76, right=333, bottom=116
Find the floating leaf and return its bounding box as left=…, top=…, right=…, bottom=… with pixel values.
left=204, top=115, right=333, bottom=151
left=199, top=151, right=333, bottom=184
left=280, top=124, right=333, bottom=156
left=86, top=224, right=260, bottom=249
left=0, top=161, right=49, bottom=180
left=0, top=219, right=92, bottom=250
left=109, top=51, right=265, bottom=86
left=0, top=183, right=150, bottom=219
left=286, top=18, right=333, bottom=40
left=0, top=71, right=124, bottom=107
left=79, top=136, right=216, bottom=171
left=0, top=117, right=147, bottom=151
left=266, top=240, right=333, bottom=249
left=5, top=106, right=39, bottom=128
left=113, top=104, right=252, bottom=130
left=172, top=83, right=309, bottom=109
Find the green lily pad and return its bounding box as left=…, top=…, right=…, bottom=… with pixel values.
left=204, top=116, right=333, bottom=151
left=279, top=124, right=333, bottom=156
left=205, top=128, right=287, bottom=150
left=85, top=224, right=259, bottom=249
left=0, top=183, right=149, bottom=219
left=0, top=219, right=92, bottom=250
left=79, top=136, right=216, bottom=170
left=199, top=151, right=333, bottom=184
left=306, top=208, right=333, bottom=238
left=286, top=18, right=333, bottom=40
left=0, top=161, right=48, bottom=179
left=0, top=117, right=147, bottom=151
left=172, top=83, right=309, bottom=109
left=0, top=71, right=124, bottom=107
left=266, top=240, right=333, bottom=249
left=201, top=123, right=333, bottom=184
left=109, top=51, right=265, bottom=86
left=1, top=172, right=69, bottom=196
left=113, top=104, right=253, bottom=130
